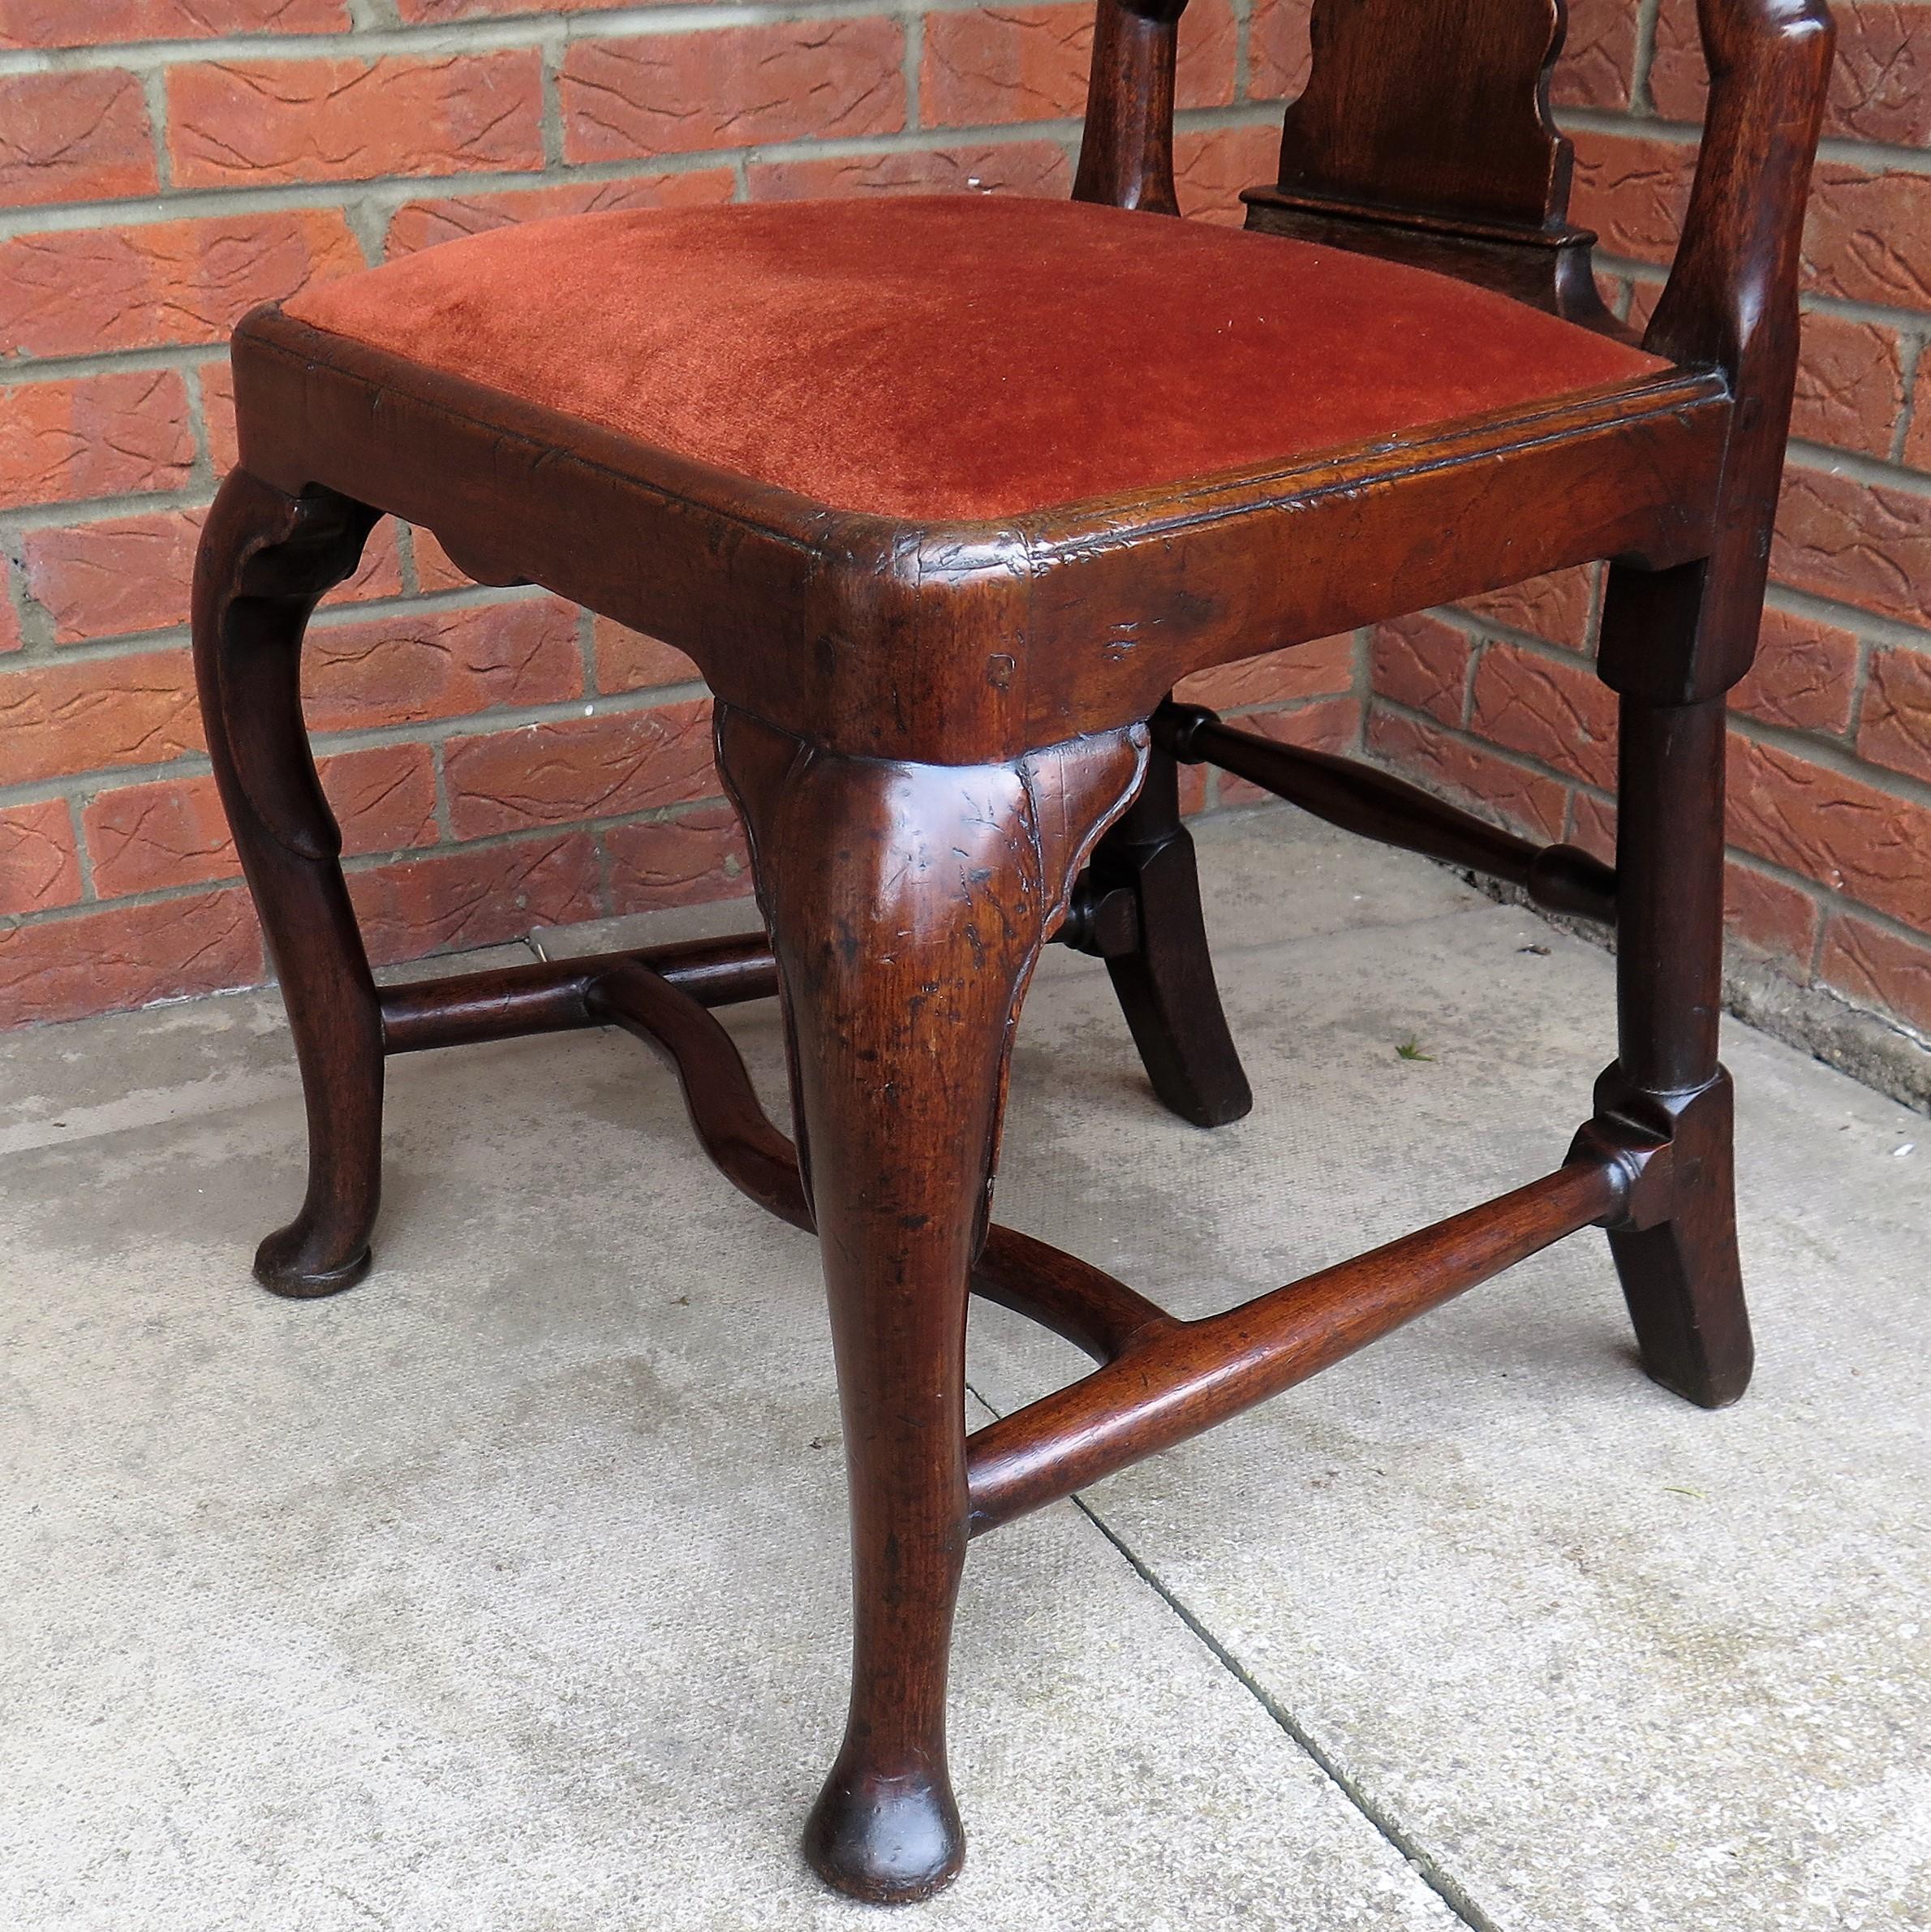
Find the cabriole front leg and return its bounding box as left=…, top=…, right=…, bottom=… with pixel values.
left=717, top=706, right=1146, bottom=1903
left=192, top=471, right=384, bottom=1297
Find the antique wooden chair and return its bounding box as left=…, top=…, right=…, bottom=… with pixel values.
left=194, top=0, right=1834, bottom=1903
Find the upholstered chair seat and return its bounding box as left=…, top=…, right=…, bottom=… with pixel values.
left=271, top=193, right=1663, bottom=525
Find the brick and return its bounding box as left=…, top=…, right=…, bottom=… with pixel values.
left=592, top=617, right=701, bottom=694
left=1724, top=858, right=1820, bottom=961
left=1654, top=0, right=1931, bottom=147
left=1367, top=613, right=1470, bottom=726
left=1366, top=706, right=1568, bottom=840
left=200, top=359, right=239, bottom=472
left=1622, top=275, right=1664, bottom=336
left=605, top=802, right=754, bottom=914
left=1553, top=0, right=1637, bottom=110
left=24, top=510, right=203, bottom=645
left=333, top=516, right=406, bottom=606
left=1172, top=123, right=1282, bottom=226
left=396, top=0, right=623, bottom=18
left=0, top=372, right=195, bottom=511
left=1727, top=734, right=1931, bottom=933
left=0, top=0, right=346, bottom=45
left=1821, top=3, right=1931, bottom=145
left=1569, top=789, right=1615, bottom=863
left=1904, top=346, right=1931, bottom=475
left=302, top=595, right=582, bottom=733
left=1568, top=129, right=1695, bottom=268
left=0, top=211, right=365, bottom=361
left=410, top=524, right=470, bottom=594
left=1818, top=910, right=1931, bottom=1033
left=1801, top=163, right=1931, bottom=310
left=84, top=774, right=236, bottom=898
left=0, top=70, right=157, bottom=208
left=1469, top=639, right=1619, bottom=788
left=1457, top=565, right=1598, bottom=651
left=563, top=24, right=905, bottom=163
left=0, top=648, right=203, bottom=786
left=170, top=53, right=544, bottom=189
left=1645, top=0, right=1705, bottom=122
left=444, top=698, right=716, bottom=837
left=0, top=888, right=262, bottom=1028
left=921, top=0, right=1234, bottom=128
left=320, top=742, right=441, bottom=854
left=1175, top=630, right=1357, bottom=710
left=1249, top=0, right=1312, bottom=101
left=1215, top=696, right=1361, bottom=803
left=1790, top=312, right=1905, bottom=459
left=748, top=142, right=1069, bottom=204
left=1856, top=647, right=1931, bottom=785
left=921, top=3, right=1095, bottom=127
left=385, top=173, right=737, bottom=256
left=0, top=799, right=80, bottom=917
left=1772, top=464, right=1931, bottom=631
left=349, top=831, right=603, bottom=967
left=23, top=508, right=400, bottom=645
left=82, top=744, right=435, bottom=899
left=1731, top=605, right=1860, bottom=736
left=0, top=564, right=20, bottom=653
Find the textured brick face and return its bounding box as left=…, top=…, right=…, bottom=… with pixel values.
left=0, top=71, right=157, bottom=207
left=0, top=373, right=196, bottom=511
left=0, top=213, right=366, bottom=360
left=561, top=24, right=906, bottom=162
left=1729, top=738, right=1931, bottom=934
left=0, top=801, right=81, bottom=918
left=921, top=0, right=1233, bottom=128
left=0, top=1, right=349, bottom=45
left=0, top=0, right=1926, bottom=1044
left=170, top=54, right=547, bottom=187
left=442, top=699, right=717, bottom=837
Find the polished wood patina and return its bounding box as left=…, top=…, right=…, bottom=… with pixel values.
left=195, top=0, right=1834, bottom=1902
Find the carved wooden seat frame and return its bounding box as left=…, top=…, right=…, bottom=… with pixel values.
left=193, top=0, right=1834, bottom=1904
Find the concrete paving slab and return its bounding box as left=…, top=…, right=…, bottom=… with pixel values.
left=2, top=808, right=1924, bottom=1930
left=969, top=817, right=1931, bottom=1932
left=0, top=942, right=534, bottom=1159
left=0, top=921, right=1455, bottom=1932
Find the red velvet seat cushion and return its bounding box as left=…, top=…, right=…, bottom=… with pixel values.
left=283, top=194, right=1667, bottom=524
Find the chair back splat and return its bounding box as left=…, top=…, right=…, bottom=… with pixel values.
left=1278, top=0, right=1572, bottom=229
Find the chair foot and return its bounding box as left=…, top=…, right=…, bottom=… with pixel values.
left=803, top=1762, right=966, bottom=1904
left=1602, top=1070, right=1753, bottom=1409
left=1612, top=1223, right=1752, bottom=1409
left=253, top=1224, right=373, bottom=1300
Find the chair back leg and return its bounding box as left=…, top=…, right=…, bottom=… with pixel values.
left=1089, top=731, right=1253, bottom=1127
left=1592, top=561, right=1754, bottom=1407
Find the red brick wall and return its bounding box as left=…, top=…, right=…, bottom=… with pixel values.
left=1373, top=0, right=1931, bottom=1046
left=0, top=1, right=1925, bottom=1052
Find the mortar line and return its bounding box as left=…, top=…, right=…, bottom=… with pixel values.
left=961, top=1373, right=1494, bottom=1931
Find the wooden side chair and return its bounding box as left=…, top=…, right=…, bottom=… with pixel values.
left=194, top=0, right=1834, bottom=1903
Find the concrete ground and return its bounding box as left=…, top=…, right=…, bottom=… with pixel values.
left=1, top=808, right=1925, bottom=1932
